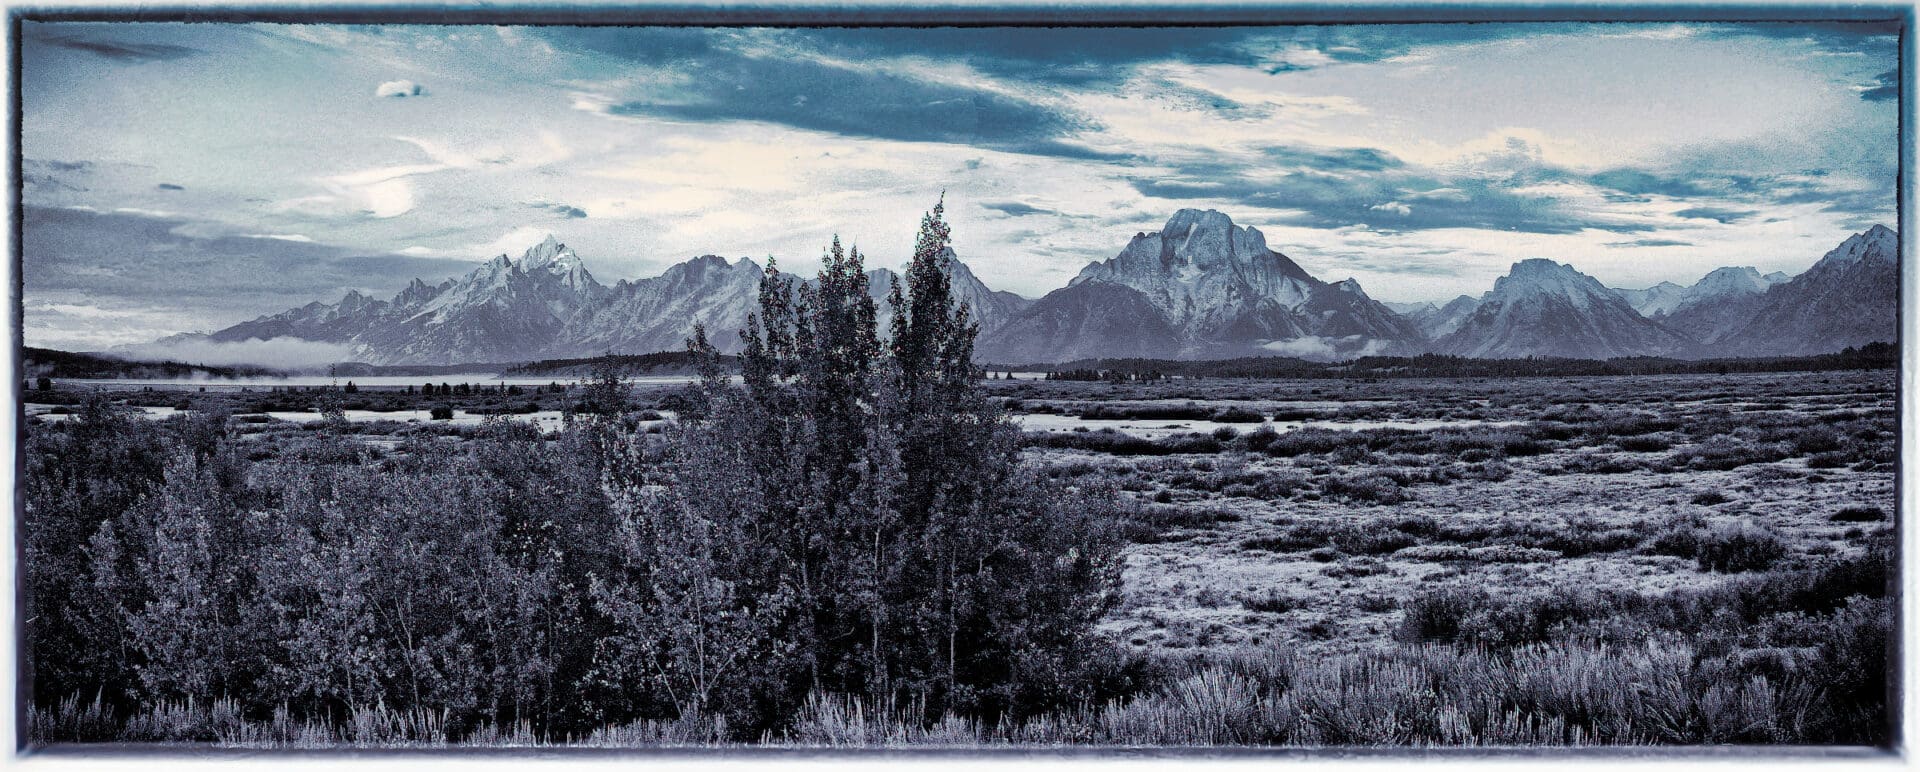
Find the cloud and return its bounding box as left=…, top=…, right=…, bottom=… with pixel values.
left=1128, top=140, right=1655, bottom=235
left=375, top=79, right=425, bottom=98
left=156, top=182, right=185, bottom=191
left=1258, top=335, right=1389, bottom=361
left=472, top=226, right=556, bottom=258
left=23, top=159, right=95, bottom=195
left=1859, top=68, right=1898, bottom=101
left=559, top=28, right=1116, bottom=160
left=981, top=201, right=1058, bottom=217
left=1605, top=238, right=1695, bottom=248
left=22, top=204, right=469, bottom=311
left=1672, top=206, right=1757, bottom=224
left=531, top=201, right=588, bottom=218
left=1261, top=336, right=1340, bottom=359
left=33, top=33, right=199, bottom=62
left=115, top=337, right=356, bottom=369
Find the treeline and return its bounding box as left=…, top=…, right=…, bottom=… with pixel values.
left=503, top=350, right=741, bottom=378
left=21, top=347, right=286, bottom=381
left=22, top=202, right=1130, bottom=743
left=1041, top=369, right=1170, bottom=382
left=994, top=342, right=1898, bottom=380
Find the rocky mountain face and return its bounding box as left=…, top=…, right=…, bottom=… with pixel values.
left=203, top=236, right=607, bottom=364
left=1631, top=267, right=1791, bottom=312
left=1411, top=226, right=1893, bottom=360
left=1430, top=258, right=1696, bottom=359
left=191, top=236, right=1030, bottom=365
left=1712, top=225, right=1898, bottom=356
left=566, top=253, right=764, bottom=356
left=1638, top=266, right=1792, bottom=344
left=977, top=209, right=1421, bottom=362
left=866, top=248, right=1032, bottom=336
left=1613, top=281, right=1687, bottom=318
left=1407, top=295, right=1481, bottom=340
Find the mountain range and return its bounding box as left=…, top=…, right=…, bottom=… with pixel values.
left=143, top=213, right=1898, bottom=366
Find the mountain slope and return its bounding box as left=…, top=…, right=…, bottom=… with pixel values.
left=1433, top=259, right=1694, bottom=359
left=1651, top=266, right=1793, bottom=344
left=567, top=254, right=764, bottom=355
left=975, top=281, right=1183, bottom=363
left=1408, top=295, right=1482, bottom=339
left=979, top=209, right=1421, bottom=362
left=1715, top=225, right=1898, bottom=356
left=866, top=248, right=1032, bottom=337
left=1614, top=282, right=1687, bottom=317
left=184, top=237, right=1028, bottom=365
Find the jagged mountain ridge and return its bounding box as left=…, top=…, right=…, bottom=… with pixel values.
left=977, top=209, right=1422, bottom=361
left=1612, top=266, right=1788, bottom=321
left=1713, top=225, right=1898, bottom=356
left=161, top=219, right=1898, bottom=366
left=1407, top=295, right=1481, bottom=340
left=1431, top=258, right=1697, bottom=359
left=1407, top=226, right=1894, bottom=359
left=190, top=236, right=1031, bottom=365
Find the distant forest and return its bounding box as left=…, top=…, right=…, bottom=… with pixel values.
left=992, top=342, right=1899, bottom=381
left=21, top=348, right=284, bottom=381
left=21, top=339, right=1895, bottom=386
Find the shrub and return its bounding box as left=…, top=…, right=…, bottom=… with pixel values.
left=1806, top=451, right=1851, bottom=469
left=429, top=405, right=454, bottom=421
left=1501, top=438, right=1549, bottom=457
left=1648, top=516, right=1706, bottom=559
left=1210, top=407, right=1265, bottom=423
left=1320, top=474, right=1408, bottom=505
left=1792, top=426, right=1845, bottom=455
left=1240, top=426, right=1280, bottom=453
left=1667, top=437, right=1792, bottom=471
left=1616, top=434, right=1672, bottom=452
left=1238, top=590, right=1305, bottom=614
left=1330, top=527, right=1417, bottom=556
left=1694, top=521, right=1788, bottom=573
left=1691, top=491, right=1730, bottom=506
left=1830, top=507, right=1886, bottom=522
left=1397, top=586, right=1488, bottom=643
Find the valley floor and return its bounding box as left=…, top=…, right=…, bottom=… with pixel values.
left=21, top=367, right=1898, bottom=748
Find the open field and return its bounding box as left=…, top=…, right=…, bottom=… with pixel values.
left=23, top=369, right=1897, bottom=659
left=979, top=371, right=1896, bottom=659
left=19, top=367, right=1896, bottom=747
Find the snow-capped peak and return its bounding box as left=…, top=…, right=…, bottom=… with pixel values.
left=1692, top=266, right=1770, bottom=296
left=1815, top=224, right=1898, bottom=269
left=520, top=234, right=582, bottom=273
left=1490, top=259, right=1616, bottom=310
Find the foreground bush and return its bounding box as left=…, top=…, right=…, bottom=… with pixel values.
left=38, top=628, right=1881, bottom=747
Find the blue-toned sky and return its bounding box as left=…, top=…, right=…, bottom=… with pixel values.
left=21, top=21, right=1900, bottom=350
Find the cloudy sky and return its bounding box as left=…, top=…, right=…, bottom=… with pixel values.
left=21, top=21, right=1900, bottom=350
